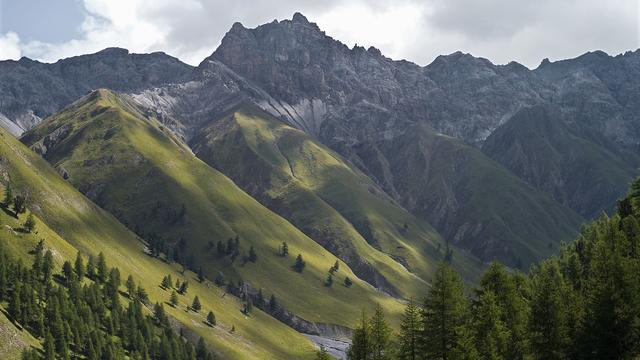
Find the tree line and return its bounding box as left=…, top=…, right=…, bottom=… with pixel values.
left=0, top=238, right=216, bottom=360
left=345, top=178, right=640, bottom=360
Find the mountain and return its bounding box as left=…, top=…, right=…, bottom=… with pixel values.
left=189, top=104, right=483, bottom=289
left=0, top=13, right=636, bottom=287
left=0, top=48, right=194, bottom=134
left=20, top=89, right=406, bottom=330
left=0, top=118, right=324, bottom=359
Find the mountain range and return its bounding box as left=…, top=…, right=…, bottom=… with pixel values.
left=0, top=12, right=638, bottom=359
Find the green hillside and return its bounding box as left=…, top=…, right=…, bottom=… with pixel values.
left=357, top=124, right=584, bottom=268
left=190, top=105, right=483, bottom=293
left=0, top=119, right=329, bottom=359
left=20, top=89, right=405, bottom=330
left=482, top=105, right=637, bottom=218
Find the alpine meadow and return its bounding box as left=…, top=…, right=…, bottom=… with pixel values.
left=0, top=3, right=638, bottom=360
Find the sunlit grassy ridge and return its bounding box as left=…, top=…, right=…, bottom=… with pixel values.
left=191, top=105, right=483, bottom=296
left=0, top=123, right=328, bottom=359
left=21, top=89, right=405, bottom=330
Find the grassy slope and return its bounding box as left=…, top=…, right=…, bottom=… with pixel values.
left=0, top=124, right=326, bottom=359
left=482, top=105, right=636, bottom=219
left=190, top=105, right=482, bottom=292
left=21, top=89, right=405, bottom=329
left=371, top=124, right=584, bottom=268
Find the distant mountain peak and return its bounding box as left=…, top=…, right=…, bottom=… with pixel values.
left=291, top=12, right=310, bottom=24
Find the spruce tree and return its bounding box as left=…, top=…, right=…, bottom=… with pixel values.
left=472, top=291, right=508, bottom=360
left=345, top=276, right=353, bottom=288
left=23, top=212, right=36, bottom=232
left=179, top=280, right=189, bottom=294
left=248, top=245, right=257, bottom=263
left=370, top=303, right=391, bottom=360
left=293, top=254, right=306, bottom=272
left=281, top=241, right=289, bottom=257
left=325, top=273, right=333, bottom=287
left=347, top=310, right=370, bottom=360
left=170, top=291, right=179, bottom=307
left=191, top=295, right=202, bottom=312
left=398, top=298, right=420, bottom=360
left=42, top=250, right=54, bottom=284
left=528, top=260, right=571, bottom=360
left=74, top=251, right=85, bottom=280
left=43, top=331, right=55, bottom=360
left=3, top=181, right=13, bottom=207
left=126, top=275, right=136, bottom=297
left=420, top=263, right=469, bottom=360
left=207, top=311, right=216, bottom=326
left=97, top=252, right=107, bottom=283
left=13, top=195, right=26, bottom=214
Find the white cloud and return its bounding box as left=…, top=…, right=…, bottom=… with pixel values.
left=0, top=32, right=22, bottom=60
left=0, top=0, right=638, bottom=68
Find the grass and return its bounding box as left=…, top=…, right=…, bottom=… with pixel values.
left=0, top=118, right=329, bottom=359
left=20, top=89, right=406, bottom=332
left=191, top=105, right=483, bottom=295
left=381, top=124, right=584, bottom=268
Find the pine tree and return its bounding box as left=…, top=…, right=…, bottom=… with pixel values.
left=74, top=251, right=85, bottom=280
left=370, top=303, right=391, bottom=360
left=86, top=254, right=96, bottom=279
left=179, top=280, right=189, bottom=294
left=42, top=250, right=54, bottom=284
left=62, top=260, right=75, bottom=284
left=23, top=212, right=36, bottom=232
left=248, top=245, right=257, bottom=263
left=347, top=310, right=370, bottom=360
left=191, top=295, right=202, bottom=312
left=43, top=331, right=55, bottom=360
left=293, top=254, right=306, bottom=272
left=345, top=276, right=353, bottom=287
left=476, top=262, right=528, bottom=359
left=269, top=294, right=278, bottom=313
left=421, top=263, right=469, bottom=360
left=13, top=195, right=26, bottom=214
left=126, top=275, right=136, bottom=297
left=97, top=252, right=107, bottom=283
left=472, top=291, right=509, bottom=360
left=170, top=291, right=179, bottom=307
left=207, top=311, right=216, bottom=326
left=528, top=260, right=571, bottom=360
left=398, top=298, right=420, bottom=360
left=3, top=181, right=13, bottom=207
left=325, top=273, right=333, bottom=287
left=281, top=241, right=289, bottom=257
left=161, top=274, right=172, bottom=289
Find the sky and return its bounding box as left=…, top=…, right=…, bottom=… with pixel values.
left=0, top=0, right=638, bottom=68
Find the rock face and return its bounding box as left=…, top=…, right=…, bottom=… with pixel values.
left=3, top=13, right=639, bottom=266
left=0, top=47, right=194, bottom=133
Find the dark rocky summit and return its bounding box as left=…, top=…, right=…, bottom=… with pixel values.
left=3, top=13, right=639, bottom=265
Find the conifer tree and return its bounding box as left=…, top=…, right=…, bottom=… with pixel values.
left=207, top=311, right=216, bottom=326
left=347, top=310, right=371, bottom=360
left=398, top=298, right=420, bottom=360
left=528, top=260, right=571, bottom=360
left=74, top=251, right=85, bottom=280
left=42, top=250, right=54, bottom=284
left=325, top=273, right=333, bottom=287
left=370, top=303, right=391, bottom=360
left=23, top=212, right=36, bottom=232
left=281, top=241, right=289, bottom=257
left=421, top=263, right=469, bottom=360
left=472, top=291, right=509, bottom=360
left=13, top=194, right=26, bottom=214
left=43, top=331, right=55, bottom=360
left=86, top=254, right=96, bottom=279
left=248, top=245, right=257, bottom=263
left=293, top=254, right=306, bottom=272
left=161, top=274, right=172, bottom=289
left=191, top=295, right=202, bottom=312
left=269, top=294, right=278, bottom=313
left=3, top=181, right=13, bottom=207
left=126, top=275, right=136, bottom=297
left=179, top=280, right=189, bottom=294
left=345, top=276, right=353, bottom=287
left=170, top=291, right=179, bottom=307
left=97, top=252, right=107, bottom=283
